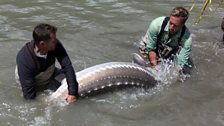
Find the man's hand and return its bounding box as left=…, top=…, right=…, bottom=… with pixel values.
left=148, top=51, right=157, bottom=68
left=177, top=65, right=184, bottom=75
left=66, top=95, right=77, bottom=104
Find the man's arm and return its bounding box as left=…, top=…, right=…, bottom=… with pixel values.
left=55, top=41, right=79, bottom=98
left=17, top=52, right=36, bottom=99
left=177, top=28, right=192, bottom=69
left=145, top=17, right=165, bottom=67
left=145, top=18, right=161, bottom=52
left=146, top=19, right=158, bottom=67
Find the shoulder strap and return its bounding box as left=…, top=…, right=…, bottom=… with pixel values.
left=157, top=17, right=169, bottom=41
left=178, top=25, right=186, bottom=45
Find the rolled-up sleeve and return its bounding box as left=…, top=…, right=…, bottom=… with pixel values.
left=145, top=17, right=165, bottom=52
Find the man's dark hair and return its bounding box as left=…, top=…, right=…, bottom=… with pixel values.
left=170, top=7, right=189, bottom=23
left=32, top=23, right=57, bottom=45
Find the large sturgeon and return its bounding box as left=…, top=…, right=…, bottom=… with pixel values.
left=50, top=62, right=157, bottom=100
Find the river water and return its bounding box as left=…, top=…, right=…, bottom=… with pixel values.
left=0, top=0, right=224, bottom=126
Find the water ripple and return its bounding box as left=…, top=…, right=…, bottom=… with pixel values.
left=0, top=4, right=41, bottom=13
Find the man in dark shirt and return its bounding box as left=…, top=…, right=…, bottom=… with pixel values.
left=16, top=23, right=78, bottom=103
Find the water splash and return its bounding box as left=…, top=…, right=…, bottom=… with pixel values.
left=148, top=57, right=191, bottom=94
left=44, top=90, right=69, bottom=108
